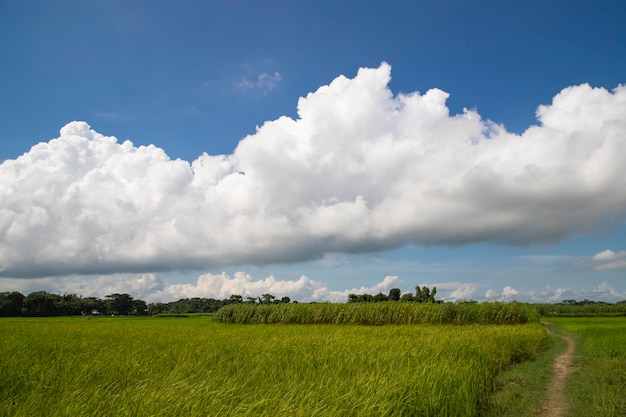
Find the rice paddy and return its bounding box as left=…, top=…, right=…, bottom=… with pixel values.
left=545, top=316, right=626, bottom=417
left=0, top=315, right=548, bottom=417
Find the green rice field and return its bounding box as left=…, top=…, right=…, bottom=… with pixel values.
left=0, top=316, right=548, bottom=417
left=545, top=317, right=626, bottom=417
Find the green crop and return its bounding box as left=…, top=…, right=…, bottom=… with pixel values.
left=0, top=317, right=547, bottom=417
left=216, top=301, right=540, bottom=325
left=547, top=317, right=626, bottom=417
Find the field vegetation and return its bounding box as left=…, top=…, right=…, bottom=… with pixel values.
left=5, top=290, right=624, bottom=416
left=546, top=317, right=626, bottom=416
left=216, top=300, right=540, bottom=325
left=533, top=300, right=626, bottom=317
left=1, top=316, right=548, bottom=417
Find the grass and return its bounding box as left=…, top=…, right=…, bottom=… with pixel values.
left=533, top=303, right=626, bottom=317
left=0, top=316, right=548, bottom=417
left=483, top=322, right=566, bottom=416
left=545, top=317, right=626, bottom=417
left=216, top=301, right=540, bottom=325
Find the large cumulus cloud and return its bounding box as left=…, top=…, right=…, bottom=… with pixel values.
left=1, top=63, right=625, bottom=278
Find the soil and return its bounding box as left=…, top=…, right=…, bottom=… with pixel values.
left=540, top=322, right=576, bottom=417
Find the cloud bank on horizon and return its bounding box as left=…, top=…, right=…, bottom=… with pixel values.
left=2, top=271, right=398, bottom=304
left=5, top=269, right=623, bottom=304
left=1, top=63, right=625, bottom=279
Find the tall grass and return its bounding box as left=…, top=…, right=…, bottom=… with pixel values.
left=547, top=317, right=626, bottom=417
left=0, top=317, right=547, bottom=417
left=216, top=301, right=539, bottom=325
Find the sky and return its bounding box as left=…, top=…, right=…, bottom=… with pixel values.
left=1, top=0, right=625, bottom=303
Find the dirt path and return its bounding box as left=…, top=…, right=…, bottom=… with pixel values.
left=540, top=322, right=576, bottom=417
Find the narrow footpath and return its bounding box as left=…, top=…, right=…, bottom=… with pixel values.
left=540, top=322, right=576, bottom=417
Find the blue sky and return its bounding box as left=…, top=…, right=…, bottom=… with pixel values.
left=1, top=0, right=625, bottom=303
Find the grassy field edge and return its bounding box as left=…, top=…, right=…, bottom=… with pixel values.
left=545, top=317, right=626, bottom=417
left=484, top=321, right=565, bottom=416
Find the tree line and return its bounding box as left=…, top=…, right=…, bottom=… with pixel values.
left=0, top=291, right=148, bottom=317
left=149, top=293, right=293, bottom=315
left=0, top=287, right=435, bottom=317
left=5, top=288, right=624, bottom=317
left=348, top=286, right=439, bottom=303
left=0, top=291, right=293, bottom=317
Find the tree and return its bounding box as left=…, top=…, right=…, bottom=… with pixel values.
left=388, top=288, right=401, bottom=302
left=373, top=292, right=389, bottom=302
left=57, top=293, right=83, bottom=316
left=228, top=294, right=243, bottom=304
left=105, top=293, right=134, bottom=315
left=281, top=296, right=291, bottom=304
left=0, top=291, right=25, bottom=316
left=132, top=299, right=149, bottom=315
left=360, top=294, right=374, bottom=303
left=80, top=297, right=106, bottom=314
left=24, top=291, right=61, bottom=316
left=400, top=292, right=415, bottom=302
left=149, top=302, right=168, bottom=315
left=260, top=294, right=275, bottom=304
left=415, top=285, right=437, bottom=303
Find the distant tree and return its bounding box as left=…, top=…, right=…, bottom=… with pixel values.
left=24, top=291, right=61, bottom=316
left=105, top=293, right=134, bottom=315
left=80, top=297, right=106, bottom=314
left=228, top=294, right=243, bottom=304
left=132, top=299, right=149, bottom=315
left=373, top=292, right=389, bottom=302
left=0, top=291, right=25, bottom=316
left=400, top=292, right=415, bottom=302
left=260, top=294, right=275, bottom=304
left=56, top=293, right=83, bottom=316
left=360, top=294, right=374, bottom=303
left=347, top=294, right=359, bottom=303
left=415, top=285, right=437, bottom=303
left=281, top=296, right=291, bottom=304
left=149, top=302, right=168, bottom=315
left=388, top=288, right=401, bottom=302
left=147, top=297, right=225, bottom=315
left=246, top=297, right=257, bottom=304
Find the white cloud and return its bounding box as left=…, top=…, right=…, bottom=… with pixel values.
left=235, top=71, right=282, bottom=95
left=2, top=63, right=626, bottom=278
left=593, top=249, right=616, bottom=261
left=538, top=283, right=626, bottom=303
left=449, top=286, right=478, bottom=301
left=592, top=249, right=626, bottom=270
left=2, top=271, right=623, bottom=303
left=422, top=281, right=479, bottom=301
left=502, top=286, right=519, bottom=298
left=0, top=273, right=165, bottom=301
left=485, top=289, right=498, bottom=298
left=154, top=271, right=335, bottom=302
left=339, top=275, right=404, bottom=297
left=0, top=272, right=404, bottom=303
left=594, top=282, right=626, bottom=299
